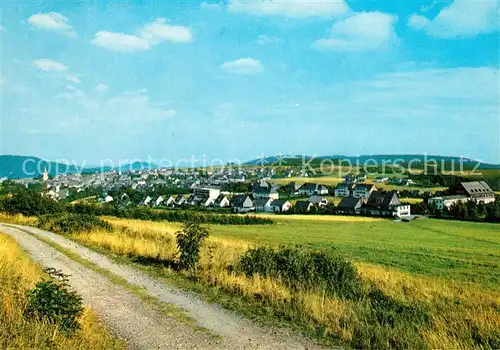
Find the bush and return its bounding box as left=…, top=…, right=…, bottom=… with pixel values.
left=37, top=213, right=111, bottom=234
left=25, top=268, right=83, bottom=335
left=1, top=190, right=63, bottom=216
left=237, top=246, right=362, bottom=299
left=176, top=222, right=209, bottom=269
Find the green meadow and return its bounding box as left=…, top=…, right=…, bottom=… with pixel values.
left=210, top=217, right=500, bottom=289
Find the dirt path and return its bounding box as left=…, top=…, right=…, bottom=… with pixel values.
left=1, top=223, right=324, bottom=350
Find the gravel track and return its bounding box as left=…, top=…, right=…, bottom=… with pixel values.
left=1, top=223, right=324, bottom=350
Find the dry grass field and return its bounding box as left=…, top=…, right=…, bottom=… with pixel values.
left=0, top=232, right=123, bottom=349
left=70, top=216, right=500, bottom=348
left=2, top=211, right=499, bottom=347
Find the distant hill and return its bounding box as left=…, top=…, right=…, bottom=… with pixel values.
left=3, top=154, right=498, bottom=179
left=0, top=155, right=158, bottom=179
left=244, top=154, right=500, bottom=170
left=244, top=155, right=313, bottom=166
left=118, top=161, right=158, bottom=171
left=0, top=155, right=79, bottom=179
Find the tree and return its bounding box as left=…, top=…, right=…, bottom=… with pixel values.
left=175, top=222, right=209, bottom=269
left=1, top=189, right=63, bottom=216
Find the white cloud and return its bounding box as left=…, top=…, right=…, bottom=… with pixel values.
left=33, top=59, right=82, bottom=85
left=314, top=12, right=398, bottom=51
left=65, top=75, right=81, bottom=84
left=33, top=58, right=68, bottom=72
left=107, top=89, right=177, bottom=121
left=408, top=0, right=500, bottom=38
left=91, top=32, right=150, bottom=52
left=95, top=84, right=109, bottom=92
left=221, top=58, right=264, bottom=74
left=91, top=18, right=192, bottom=52
left=141, top=18, right=193, bottom=43
left=408, top=14, right=430, bottom=30
left=50, top=88, right=176, bottom=131
left=228, top=0, right=349, bottom=18
left=27, top=12, right=76, bottom=36
left=256, top=34, right=279, bottom=45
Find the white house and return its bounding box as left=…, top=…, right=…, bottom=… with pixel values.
left=362, top=191, right=410, bottom=217
left=393, top=204, right=411, bottom=217
left=252, top=181, right=280, bottom=200
left=353, top=184, right=377, bottom=200
left=269, top=199, right=292, bottom=213
left=254, top=198, right=273, bottom=212
left=308, top=195, right=329, bottom=208
left=298, top=183, right=329, bottom=196
left=165, top=195, right=176, bottom=207
left=294, top=201, right=315, bottom=212
left=155, top=196, right=164, bottom=206
left=174, top=195, right=186, bottom=206
left=356, top=173, right=367, bottom=182
left=231, top=195, right=255, bottom=213
left=335, top=183, right=352, bottom=197
left=200, top=196, right=215, bottom=207
left=214, top=194, right=230, bottom=208
left=142, top=196, right=152, bottom=206
left=103, top=195, right=114, bottom=203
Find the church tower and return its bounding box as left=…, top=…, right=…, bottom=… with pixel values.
left=42, top=167, right=49, bottom=182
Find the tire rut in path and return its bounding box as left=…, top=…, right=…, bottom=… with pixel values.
left=1, top=224, right=324, bottom=350
left=1, top=224, right=223, bottom=349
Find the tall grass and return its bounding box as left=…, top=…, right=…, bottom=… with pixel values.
left=0, top=212, right=37, bottom=225
left=75, top=218, right=500, bottom=348
left=0, top=233, right=123, bottom=349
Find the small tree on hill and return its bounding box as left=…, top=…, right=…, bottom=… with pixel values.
left=176, top=221, right=209, bottom=269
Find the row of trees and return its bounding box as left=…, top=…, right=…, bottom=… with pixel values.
left=0, top=190, right=274, bottom=225
left=446, top=200, right=500, bottom=222
left=412, top=199, right=500, bottom=223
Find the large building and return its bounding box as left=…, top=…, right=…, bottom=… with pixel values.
left=455, top=181, right=496, bottom=204
left=193, top=186, right=221, bottom=200
left=428, top=181, right=496, bottom=210
left=428, top=195, right=469, bottom=211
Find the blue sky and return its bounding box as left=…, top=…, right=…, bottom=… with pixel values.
left=1, top=0, right=499, bottom=164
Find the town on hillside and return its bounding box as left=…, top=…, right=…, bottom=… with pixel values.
left=4, top=165, right=497, bottom=221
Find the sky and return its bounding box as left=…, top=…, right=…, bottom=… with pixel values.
left=1, top=0, right=499, bottom=165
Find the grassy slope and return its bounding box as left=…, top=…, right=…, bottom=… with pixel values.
left=104, top=214, right=499, bottom=289
left=89, top=216, right=500, bottom=348
left=210, top=217, right=500, bottom=289
left=0, top=232, right=123, bottom=349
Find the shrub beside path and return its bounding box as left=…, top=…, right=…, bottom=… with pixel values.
left=0, top=223, right=324, bottom=350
